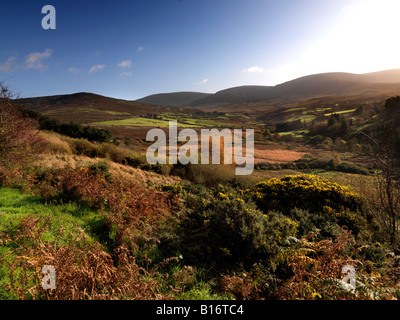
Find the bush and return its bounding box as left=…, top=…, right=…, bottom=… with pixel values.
left=123, top=155, right=148, bottom=168
left=160, top=184, right=298, bottom=270
left=123, top=155, right=171, bottom=175
left=170, top=163, right=236, bottom=186
left=0, top=83, right=44, bottom=168
left=70, top=138, right=98, bottom=157
left=23, top=109, right=115, bottom=143
left=30, top=164, right=175, bottom=252
left=97, top=143, right=131, bottom=163
left=253, top=175, right=371, bottom=236
left=335, top=161, right=370, bottom=175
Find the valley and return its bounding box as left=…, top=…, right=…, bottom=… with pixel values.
left=3, top=69, right=400, bottom=300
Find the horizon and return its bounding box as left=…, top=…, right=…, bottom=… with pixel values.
left=14, top=67, right=400, bottom=101
left=1, top=0, right=400, bottom=100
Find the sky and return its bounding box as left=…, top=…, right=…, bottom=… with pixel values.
left=1, top=0, right=400, bottom=100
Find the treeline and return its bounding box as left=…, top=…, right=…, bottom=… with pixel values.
left=22, top=109, right=117, bottom=144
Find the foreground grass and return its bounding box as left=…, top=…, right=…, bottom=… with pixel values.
left=0, top=187, right=100, bottom=244
left=0, top=187, right=104, bottom=299
left=0, top=187, right=230, bottom=300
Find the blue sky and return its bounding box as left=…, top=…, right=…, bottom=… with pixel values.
left=1, top=0, right=400, bottom=100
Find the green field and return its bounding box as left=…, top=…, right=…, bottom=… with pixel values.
left=283, top=107, right=307, bottom=113
left=92, top=117, right=200, bottom=128
left=91, top=113, right=252, bottom=129
left=324, top=109, right=356, bottom=116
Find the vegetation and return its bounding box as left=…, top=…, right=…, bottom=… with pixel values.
left=23, top=109, right=116, bottom=144
left=2, top=82, right=400, bottom=300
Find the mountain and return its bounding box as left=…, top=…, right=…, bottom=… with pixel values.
left=136, top=91, right=212, bottom=107
left=190, top=69, right=400, bottom=106
left=16, top=92, right=198, bottom=123
left=15, top=69, right=400, bottom=124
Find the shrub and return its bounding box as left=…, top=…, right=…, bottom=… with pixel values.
left=40, top=132, right=73, bottom=155
left=335, top=161, right=370, bottom=175
left=24, top=109, right=115, bottom=143
left=123, top=155, right=171, bottom=175
left=0, top=83, right=44, bottom=168
left=97, top=143, right=131, bottom=163
left=30, top=164, right=175, bottom=252
left=70, top=138, right=98, bottom=157
left=123, top=155, right=148, bottom=168
left=161, top=184, right=298, bottom=270
left=253, top=175, right=371, bottom=236
left=170, top=163, right=236, bottom=186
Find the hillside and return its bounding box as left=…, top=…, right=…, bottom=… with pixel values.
left=15, top=69, right=400, bottom=125
left=190, top=69, right=400, bottom=107
left=16, top=92, right=199, bottom=123
left=136, top=91, right=212, bottom=107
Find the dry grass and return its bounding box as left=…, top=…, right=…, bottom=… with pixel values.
left=254, top=148, right=306, bottom=164
left=33, top=153, right=181, bottom=186
left=38, top=131, right=73, bottom=155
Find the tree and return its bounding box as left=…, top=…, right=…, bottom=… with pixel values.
left=339, top=119, right=350, bottom=137
left=359, top=98, right=400, bottom=253
left=0, top=82, right=43, bottom=169
left=327, top=114, right=338, bottom=128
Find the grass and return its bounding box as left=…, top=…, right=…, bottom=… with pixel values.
left=92, top=112, right=258, bottom=129
left=315, top=107, right=332, bottom=112
left=0, top=187, right=106, bottom=299
left=278, top=130, right=310, bottom=138
left=288, top=114, right=316, bottom=122
left=0, top=187, right=101, bottom=245
left=92, top=117, right=200, bottom=128
left=0, top=186, right=231, bottom=300
left=284, top=107, right=307, bottom=113
left=324, top=109, right=356, bottom=116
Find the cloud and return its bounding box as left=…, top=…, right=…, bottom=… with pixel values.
left=241, top=66, right=264, bottom=74
left=120, top=71, right=132, bottom=77
left=25, top=49, right=53, bottom=71
left=68, top=67, right=81, bottom=74
left=193, top=78, right=209, bottom=86
left=137, top=46, right=144, bottom=53
left=118, top=60, right=132, bottom=68
left=89, top=64, right=106, bottom=73
left=0, top=57, right=16, bottom=72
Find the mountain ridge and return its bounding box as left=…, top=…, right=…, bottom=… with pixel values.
left=16, top=92, right=199, bottom=123
left=189, top=69, right=400, bottom=106
left=15, top=69, right=400, bottom=123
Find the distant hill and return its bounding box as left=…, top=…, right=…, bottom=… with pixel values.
left=15, top=69, right=400, bottom=124
left=136, top=91, right=212, bottom=107
left=17, top=92, right=198, bottom=123
left=190, top=69, right=400, bottom=106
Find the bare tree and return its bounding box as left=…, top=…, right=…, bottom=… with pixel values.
left=360, top=110, right=400, bottom=253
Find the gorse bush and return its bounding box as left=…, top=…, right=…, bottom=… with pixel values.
left=160, top=184, right=298, bottom=270
left=253, top=175, right=371, bottom=236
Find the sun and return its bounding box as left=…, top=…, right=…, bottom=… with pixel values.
left=268, top=0, right=400, bottom=85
